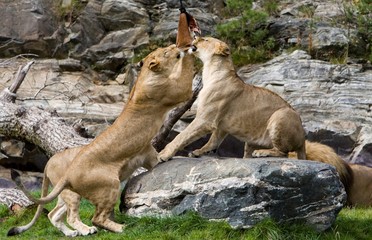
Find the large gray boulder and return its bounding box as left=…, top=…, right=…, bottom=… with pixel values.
left=122, top=157, right=346, bottom=232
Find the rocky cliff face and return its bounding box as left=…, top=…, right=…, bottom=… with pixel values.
left=0, top=0, right=371, bottom=169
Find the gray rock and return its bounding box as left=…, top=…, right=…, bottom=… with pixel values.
left=80, top=26, right=149, bottom=72
left=312, top=27, right=357, bottom=59
left=0, top=0, right=58, bottom=57
left=122, top=157, right=346, bottom=232
left=0, top=167, right=43, bottom=190
left=68, top=0, right=106, bottom=55
left=314, top=1, right=345, bottom=19
left=100, top=0, right=148, bottom=31
left=0, top=138, right=48, bottom=172
left=278, top=0, right=345, bottom=20
left=350, top=126, right=372, bottom=166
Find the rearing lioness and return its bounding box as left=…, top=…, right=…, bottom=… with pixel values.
left=9, top=45, right=195, bottom=237
left=158, top=37, right=306, bottom=161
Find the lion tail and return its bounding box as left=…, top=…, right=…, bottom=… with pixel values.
left=10, top=169, right=67, bottom=205
left=290, top=141, right=353, bottom=203
left=7, top=168, right=55, bottom=236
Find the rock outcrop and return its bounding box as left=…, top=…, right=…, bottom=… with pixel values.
left=122, top=157, right=346, bottom=232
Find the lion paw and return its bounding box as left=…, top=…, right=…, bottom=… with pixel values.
left=188, top=151, right=201, bottom=158
left=158, top=151, right=172, bottom=162
left=252, top=150, right=269, bottom=158
left=78, top=226, right=98, bottom=236
left=252, top=149, right=286, bottom=158
left=88, top=226, right=98, bottom=234
left=65, top=230, right=79, bottom=237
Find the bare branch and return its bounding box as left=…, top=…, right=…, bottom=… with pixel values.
left=152, top=75, right=202, bottom=152
left=0, top=61, right=34, bottom=103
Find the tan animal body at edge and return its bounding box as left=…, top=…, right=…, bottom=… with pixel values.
left=9, top=45, right=195, bottom=237
left=290, top=140, right=372, bottom=207
left=348, top=163, right=372, bottom=207
left=158, top=37, right=306, bottom=162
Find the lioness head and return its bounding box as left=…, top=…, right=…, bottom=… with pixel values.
left=130, top=44, right=194, bottom=106
left=189, top=37, right=230, bottom=62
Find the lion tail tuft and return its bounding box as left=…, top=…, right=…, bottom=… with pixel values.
left=302, top=141, right=353, bottom=203
left=7, top=227, right=19, bottom=236
left=10, top=168, right=21, bottom=182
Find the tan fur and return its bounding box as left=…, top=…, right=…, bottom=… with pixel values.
left=289, top=141, right=353, bottom=204
left=158, top=37, right=306, bottom=162
left=348, top=164, right=372, bottom=207
left=10, top=45, right=195, bottom=237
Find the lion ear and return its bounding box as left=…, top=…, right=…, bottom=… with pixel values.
left=215, top=42, right=230, bottom=56
left=148, top=58, right=160, bottom=71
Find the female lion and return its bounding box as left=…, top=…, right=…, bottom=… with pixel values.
left=159, top=37, right=306, bottom=161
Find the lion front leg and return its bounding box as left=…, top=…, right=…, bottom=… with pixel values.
left=158, top=119, right=211, bottom=162
left=189, top=129, right=227, bottom=157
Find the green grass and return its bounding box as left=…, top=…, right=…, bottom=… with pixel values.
left=1, top=200, right=372, bottom=239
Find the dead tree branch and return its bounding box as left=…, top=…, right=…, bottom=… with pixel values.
left=152, top=75, right=202, bottom=152
left=0, top=61, right=90, bottom=156
left=0, top=61, right=34, bottom=103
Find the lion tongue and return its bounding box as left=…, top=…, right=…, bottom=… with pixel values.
left=176, top=11, right=200, bottom=48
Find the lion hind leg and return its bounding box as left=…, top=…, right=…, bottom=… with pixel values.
left=259, top=108, right=305, bottom=159
left=295, top=143, right=306, bottom=160
left=48, top=196, right=79, bottom=237
left=91, top=180, right=124, bottom=233
left=243, top=143, right=255, bottom=158
left=190, top=130, right=227, bottom=157
left=92, top=205, right=124, bottom=233
left=62, top=190, right=97, bottom=236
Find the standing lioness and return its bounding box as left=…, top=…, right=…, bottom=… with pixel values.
left=9, top=45, right=195, bottom=237
left=158, top=37, right=306, bottom=161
